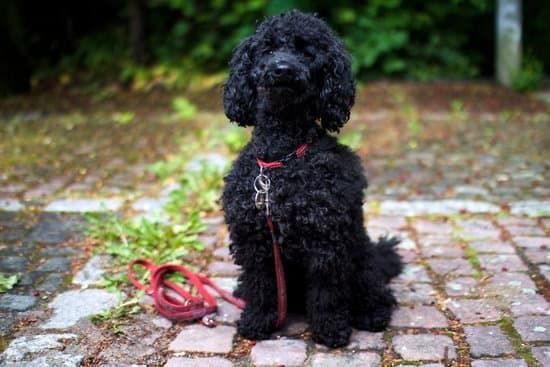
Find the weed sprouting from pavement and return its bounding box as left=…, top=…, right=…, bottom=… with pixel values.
left=0, top=274, right=20, bottom=293
left=86, top=115, right=243, bottom=325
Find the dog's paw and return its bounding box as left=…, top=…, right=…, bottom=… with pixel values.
left=352, top=310, right=391, bottom=332
left=237, top=310, right=276, bottom=341
left=311, top=320, right=352, bottom=348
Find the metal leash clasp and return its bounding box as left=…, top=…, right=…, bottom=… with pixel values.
left=254, top=167, right=271, bottom=215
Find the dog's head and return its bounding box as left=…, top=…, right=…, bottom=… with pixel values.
left=223, top=10, right=355, bottom=132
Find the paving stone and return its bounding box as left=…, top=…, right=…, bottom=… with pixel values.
left=417, top=234, right=454, bottom=247
left=464, top=325, right=513, bottom=357
left=509, top=294, right=550, bottom=316
left=14, top=353, right=84, bottom=367
left=428, top=258, right=474, bottom=276
left=396, top=248, right=420, bottom=263
left=447, top=299, right=502, bottom=323
left=392, top=334, right=456, bottom=360
left=35, top=257, right=72, bottom=272
left=150, top=315, right=173, bottom=329
left=445, top=277, right=479, bottom=297
left=37, top=273, right=66, bottom=292
left=0, top=256, right=28, bottom=272
left=44, top=199, right=122, bottom=212
left=400, top=364, right=443, bottom=367
left=422, top=245, right=464, bottom=258
left=24, top=177, right=70, bottom=200
left=0, top=184, right=26, bottom=195
left=250, top=338, right=307, bottom=366
left=380, top=200, right=500, bottom=216
left=212, top=246, right=231, bottom=260
left=209, top=277, right=238, bottom=293
left=540, top=264, right=550, bottom=282
left=454, top=185, right=489, bottom=197
left=497, top=217, right=539, bottom=227
left=469, top=241, right=515, bottom=254
left=471, top=359, right=527, bottom=367
left=391, top=282, right=436, bottom=304
left=1, top=333, right=78, bottom=362
left=40, top=245, right=81, bottom=257
left=506, top=226, right=545, bottom=236
left=484, top=272, right=537, bottom=297
left=206, top=261, right=240, bottom=276
left=131, top=197, right=169, bottom=213
left=412, top=220, right=453, bottom=235
left=510, top=200, right=550, bottom=217
left=29, top=216, right=74, bottom=244
left=186, top=153, right=229, bottom=173
left=477, top=254, right=527, bottom=272
left=395, top=264, right=431, bottom=283
left=41, top=289, right=119, bottom=329
left=513, top=316, right=550, bottom=342
left=275, top=314, right=308, bottom=337
left=390, top=305, right=448, bottom=328
left=0, top=198, right=24, bottom=211
left=73, top=255, right=111, bottom=286
left=455, top=219, right=499, bottom=237
left=309, top=352, right=381, bottom=367
left=164, top=357, right=233, bottom=367
left=169, top=324, right=236, bottom=353
left=0, top=294, right=38, bottom=312
left=367, top=216, right=407, bottom=230
left=0, top=229, right=24, bottom=242
left=513, top=236, right=549, bottom=249
left=214, top=299, right=242, bottom=323
left=198, top=234, right=218, bottom=250
left=201, top=215, right=225, bottom=227
left=347, top=331, right=385, bottom=351
left=531, top=346, right=550, bottom=367
left=523, top=248, right=550, bottom=264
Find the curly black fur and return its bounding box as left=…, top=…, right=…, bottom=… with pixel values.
left=222, top=10, right=403, bottom=348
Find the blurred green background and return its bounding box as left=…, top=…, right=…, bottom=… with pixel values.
left=1, top=0, right=548, bottom=95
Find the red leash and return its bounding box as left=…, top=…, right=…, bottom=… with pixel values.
left=127, top=143, right=308, bottom=329
left=127, top=259, right=244, bottom=323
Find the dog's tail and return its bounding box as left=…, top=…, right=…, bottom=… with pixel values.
left=373, top=236, right=403, bottom=283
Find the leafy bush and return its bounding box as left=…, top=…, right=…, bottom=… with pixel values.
left=512, top=55, right=544, bottom=92
left=9, top=0, right=548, bottom=89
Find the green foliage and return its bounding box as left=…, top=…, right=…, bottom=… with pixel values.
left=90, top=293, right=143, bottom=334
left=512, top=55, right=544, bottom=93
left=24, top=0, right=520, bottom=89
left=338, top=131, right=362, bottom=151
left=327, top=0, right=492, bottom=79
left=172, top=97, right=198, bottom=120
left=0, top=273, right=20, bottom=293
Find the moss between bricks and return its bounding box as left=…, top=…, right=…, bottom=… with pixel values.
left=498, top=316, right=537, bottom=366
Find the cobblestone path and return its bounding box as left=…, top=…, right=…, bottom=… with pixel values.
left=0, top=83, right=548, bottom=366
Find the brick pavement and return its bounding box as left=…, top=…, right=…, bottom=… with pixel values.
left=0, top=197, right=548, bottom=366
left=0, top=95, right=549, bottom=366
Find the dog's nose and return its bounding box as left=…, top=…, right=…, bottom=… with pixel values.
left=272, top=59, right=293, bottom=76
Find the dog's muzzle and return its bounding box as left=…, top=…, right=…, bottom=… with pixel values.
left=260, top=52, right=309, bottom=91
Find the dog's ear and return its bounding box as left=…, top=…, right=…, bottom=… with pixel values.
left=318, top=41, right=355, bottom=133
left=223, top=37, right=257, bottom=127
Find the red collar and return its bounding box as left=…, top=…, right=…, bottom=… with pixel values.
left=256, top=144, right=309, bottom=169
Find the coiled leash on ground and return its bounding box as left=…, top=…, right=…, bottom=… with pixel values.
left=127, top=144, right=308, bottom=329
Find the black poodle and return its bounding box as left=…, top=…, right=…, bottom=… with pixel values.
left=221, top=10, right=403, bottom=348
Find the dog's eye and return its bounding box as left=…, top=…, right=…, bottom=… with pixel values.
left=294, top=36, right=307, bottom=50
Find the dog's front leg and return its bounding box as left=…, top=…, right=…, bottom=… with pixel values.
left=235, top=259, right=279, bottom=340
left=305, top=251, right=353, bottom=348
